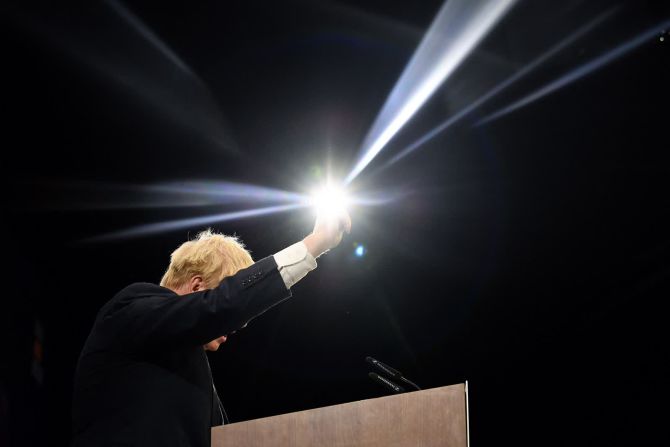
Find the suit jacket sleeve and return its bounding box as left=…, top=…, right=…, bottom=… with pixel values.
left=100, top=256, right=290, bottom=350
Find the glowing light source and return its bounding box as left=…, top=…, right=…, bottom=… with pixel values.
left=345, top=0, right=517, bottom=185
left=310, top=184, right=350, bottom=217
left=80, top=177, right=409, bottom=242
left=81, top=170, right=407, bottom=242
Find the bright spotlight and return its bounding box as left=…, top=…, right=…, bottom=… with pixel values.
left=310, top=185, right=350, bottom=216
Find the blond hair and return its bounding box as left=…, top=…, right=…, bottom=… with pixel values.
left=160, top=229, right=253, bottom=290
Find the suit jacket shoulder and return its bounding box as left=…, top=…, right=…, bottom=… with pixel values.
left=91, top=256, right=290, bottom=352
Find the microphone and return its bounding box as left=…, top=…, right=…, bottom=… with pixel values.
left=368, top=372, right=405, bottom=394
left=366, top=356, right=422, bottom=391
left=366, top=356, right=402, bottom=379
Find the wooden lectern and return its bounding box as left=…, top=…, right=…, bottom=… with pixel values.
left=212, top=382, right=469, bottom=447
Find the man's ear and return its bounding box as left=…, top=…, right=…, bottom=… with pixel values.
left=189, top=275, right=205, bottom=292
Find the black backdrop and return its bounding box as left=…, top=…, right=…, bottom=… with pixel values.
left=2, top=1, right=669, bottom=445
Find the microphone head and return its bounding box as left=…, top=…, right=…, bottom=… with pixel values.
left=365, top=356, right=402, bottom=378
left=368, top=372, right=405, bottom=394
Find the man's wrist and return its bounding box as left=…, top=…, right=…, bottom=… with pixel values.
left=303, top=233, right=328, bottom=259
left=274, top=241, right=317, bottom=289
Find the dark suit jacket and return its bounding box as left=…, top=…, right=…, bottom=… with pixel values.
left=72, top=256, right=290, bottom=447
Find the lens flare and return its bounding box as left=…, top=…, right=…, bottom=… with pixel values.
left=355, top=245, right=366, bottom=257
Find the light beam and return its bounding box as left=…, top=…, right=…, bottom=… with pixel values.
left=103, top=0, right=238, bottom=152
left=9, top=0, right=240, bottom=153
left=83, top=203, right=307, bottom=243
left=380, top=7, right=619, bottom=169
left=30, top=180, right=305, bottom=210
left=476, top=19, right=670, bottom=126
left=105, top=0, right=195, bottom=78
left=345, top=0, right=517, bottom=185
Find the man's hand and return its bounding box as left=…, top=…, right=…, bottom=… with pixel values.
left=303, top=209, right=352, bottom=258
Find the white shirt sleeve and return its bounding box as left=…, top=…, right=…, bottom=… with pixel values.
left=273, top=241, right=317, bottom=289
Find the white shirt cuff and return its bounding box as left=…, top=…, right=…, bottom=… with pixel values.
left=273, top=241, right=317, bottom=289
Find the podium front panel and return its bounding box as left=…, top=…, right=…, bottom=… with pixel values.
left=212, top=383, right=467, bottom=447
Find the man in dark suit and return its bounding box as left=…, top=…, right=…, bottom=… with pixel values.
left=72, top=210, right=351, bottom=446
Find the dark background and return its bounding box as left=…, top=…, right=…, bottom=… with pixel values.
left=1, top=0, right=669, bottom=445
